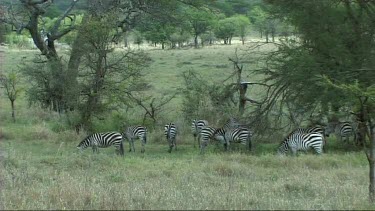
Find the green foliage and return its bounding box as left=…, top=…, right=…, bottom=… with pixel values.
left=132, top=30, right=144, bottom=46
left=43, top=4, right=61, bottom=18
left=214, top=15, right=250, bottom=44
left=5, top=33, right=33, bottom=49
left=215, top=17, right=238, bottom=44
left=253, top=0, right=375, bottom=125
left=0, top=23, right=7, bottom=43
left=180, top=70, right=213, bottom=121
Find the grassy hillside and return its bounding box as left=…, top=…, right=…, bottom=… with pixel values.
left=0, top=43, right=373, bottom=210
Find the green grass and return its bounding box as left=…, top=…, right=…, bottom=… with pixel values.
left=0, top=120, right=373, bottom=210
left=1, top=43, right=375, bottom=210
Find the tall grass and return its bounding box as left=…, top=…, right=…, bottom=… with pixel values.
left=0, top=131, right=372, bottom=210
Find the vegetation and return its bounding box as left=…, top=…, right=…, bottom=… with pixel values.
left=0, top=0, right=375, bottom=209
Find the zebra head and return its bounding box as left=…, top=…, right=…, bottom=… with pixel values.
left=77, top=135, right=92, bottom=151
left=76, top=143, right=84, bottom=152
left=324, top=122, right=338, bottom=137
left=277, top=139, right=289, bottom=155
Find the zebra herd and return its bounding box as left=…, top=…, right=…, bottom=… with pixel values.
left=76, top=118, right=358, bottom=156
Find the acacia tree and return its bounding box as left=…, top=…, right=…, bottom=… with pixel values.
left=0, top=71, right=23, bottom=122
left=0, top=0, right=81, bottom=112
left=247, top=0, right=375, bottom=201
left=185, top=7, right=215, bottom=48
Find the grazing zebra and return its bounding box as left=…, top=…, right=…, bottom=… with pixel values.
left=191, top=119, right=209, bottom=148
left=198, top=126, right=226, bottom=154
left=290, top=125, right=327, bottom=145
left=278, top=132, right=324, bottom=156
left=164, top=123, right=177, bottom=153
left=325, top=121, right=357, bottom=143
left=214, top=126, right=252, bottom=151
left=123, top=126, right=147, bottom=153
left=76, top=132, right=124, bottom=156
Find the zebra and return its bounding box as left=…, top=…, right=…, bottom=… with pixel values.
left=277, top=132, right=324, bottom=156
left=325, top=121, right=357, bottom=143
left=214, top=126, right=252, bottom=152
left=123, top=126, right=147, bottom=153
left=221, top=117, right=244, bottom=129
left=191, top=119, right=209, bottom=148
left=290, top=125, right=327, bottom=146
left=76, top=132, right=124, bottom=156
left=198, top=126, right=226, bottom=154
left=164, top=123, right=177, bottom=153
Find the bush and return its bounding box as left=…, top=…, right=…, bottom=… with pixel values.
left=5, top=33, right=34, bottom=49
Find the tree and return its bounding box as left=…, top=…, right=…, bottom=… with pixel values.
left=0, top=0, right=80, bottom=112
left=248, top=5, right=267, bottom=38
left=0, top=71, right=23, bottom=122
left=215, top=17, right=238, bottom=45
left=184, top=7, right=215, bottom=48
left=251, top=0, right=375, bottom=201
left=76, top=14, right=150, bottom=131
left=0, top=0, right=200, bottom=112
left=235, top=15, right=250, bottom=45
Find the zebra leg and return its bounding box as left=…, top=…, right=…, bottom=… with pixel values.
left=141, top=138, right=145, bottom=153
left=194, top=134, right=197, bottom=148
left=223, top=143, right=228, bottom=151
left=168, top=139, right=172, bottom=153
left=127, top=139, right=132, bottom=152
left=118, top=141, right=124, bottom=156
left=92, top=146, right=98, bottom=154
left=291, top=147, right=297, bottom=156
left=200, top=141, right=207, bottom=154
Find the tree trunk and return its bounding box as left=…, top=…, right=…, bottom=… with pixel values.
left=239, top=83, right=247, bottom=115
left=10, top=99, right=15, bottom=122
left=194, top=34, right=199, bottom=48
left=369, top=127, right=375, bottom=202
left=65, top=14, right=90, bottom=111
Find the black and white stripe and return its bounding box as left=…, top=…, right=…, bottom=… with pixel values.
left=214, top=126, right=252, bottom=151
left=191, top=119, right=209, bottom=148
left=77, top=132, right=124, bottom=156
left=291, top=125, right=325, bottom=135
left=326, top=121, right=357, bottom=143
left=278, top=132, right=324, bottom=155
left=164, top=123, right=177, bottom=153
left=290, top=125, right=326, bottom=145
left=123, top=126, right=147, bottom=153
left=198, top=126, right=226, bottom=154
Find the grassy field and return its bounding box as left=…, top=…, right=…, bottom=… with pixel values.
left=0, top=42, right=374, bottom=210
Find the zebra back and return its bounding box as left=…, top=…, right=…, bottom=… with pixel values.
left=199, top=126, right=226, bottom=154
left=192, top=119, right=209, bottom=136
left=199, top=126, right=222, bottom=143
left=326, top=121, right=357, bottom=140
left=77, top=132, right=124, bottom=155
left=213, top=126, right=252, bottom=151
left=125, top=126, right=147, bottom=143
left=164, top=123, right=177, bottom=141
left=278, top=132, right=323, bottom=155
left=291, top=125, right=325, bottom=136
